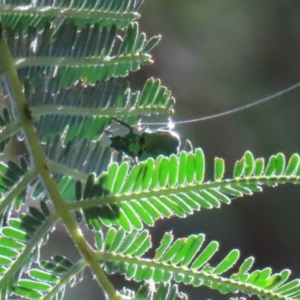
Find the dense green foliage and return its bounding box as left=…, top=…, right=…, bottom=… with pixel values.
left=0, top=1, right=299, bottom=299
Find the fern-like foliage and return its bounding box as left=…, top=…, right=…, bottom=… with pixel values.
left=0, top=1, right=299, bottom=299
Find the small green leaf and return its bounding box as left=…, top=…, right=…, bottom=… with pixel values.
left=0, top=255, right=13, bottom=265
left=126, top=230, right=149, bottom=256
left=122, top=164, right=141, bottom=194
left=133, top=164, right=146, bottom=192
left=178, top=151, right=187, bottom=186
left=125, top=263, right=137, bottom=280
left=220, top=186, right=243, bottom=197
left=181, top=234, right=205, bottom=267
left=150, top=197, right=172, bottom=217
left=285, top=154, right=300, bottom=176
left=95, top=231, right=103, bottom=250
left=3, top=107, right=10, bottom=124
left=1, top=227, right=30, bottom=242
left=20, top=214, right=43, bottom=228
left=233, top=157, right=244, bottom=179
left=214, top=158, right=224, bottom=181
left=254, top=267, right=272, bottom=286
left=179, top=193, right=200, bottom=210
left=155, top=232, right=173, bottom=261
left=118, top=229, right=139, bottom=254
left=169, top=194, right=193, bottom=214
left=134, top=265, right=147, bottom=281
left=186, top=153, right=195, bottom=184
left=195, top=148, right=205, bottom=183
left=232, top=185, right=252, bottom=195
left=168, top=154, right=178, bottom=187
left=254, top=158, right=265, bottom=177
left=75, top=180, right=82, bottom=201
left=143, top=267, right=154, bottom=281
left=84, top=174, right=96, bottom=199
left=199, top=190, right=220, bottom=207
left=141, top=159, right=154, bottom=191
left=13, top=286, right=43, bottom=299
left=150, top=160, right=160, bottom=190
left=275, top=153, right=285, bottom=176
left=121, top=202, right=143, bottom=230
left=262, top=273, right=286, bottom=289
left=29, top=206, right=46, bottom=222
left=246, top=270, right=260, bottom=283
left=273, top=279, right=300, bottom=294
left=267, top=269, right=290, bottom=290
left=160, top=196, right=185, bottom=217
left=113, top=162, right=129, bottom=194
left=139, top=78, right=154, bottom=106
left=140, top=199, right=161, bottom=220
left=130, top=200, right=154, bottom=226
left=189, top=192, right=212, bottom=209
left=0, top=245, right=19, bottom=257
left=162, top=238, right=185, bottom=263
left=191, top=241, right=219, bottom=270
left=162, top=270, right=172, bottom=282
left=235, top=256, right=254, bottom=277
left=134, top=235, right=151, bottom=257
left=212, top=249, right=240, bottom=275
left=134, top=33, right=146, bottom=54
left=40, top=200, right=50, bottom=217
left=29, top=269, right=59, bottom=283
left=141, top=35, right=161, bottom=54
left=105, top=228, right=117, bottom=252
left=40, top=260, right=69, bottom=274
left=0, top=237, right=24, bottom=249
left=172, top=235, right=196, bottom=265
left=158, top=157, right=169, bottom=189
left=110, top=229, right=126, bottom=253
left=19, top=279, right=51, bottom=291
left=104, top=162, right=118, bottom=192
left=10, top=218, right=36, bottom=233
left=244, top=151, right=255, bottom=177
left=265, top=155, right=277, bottom=176
left=208, top=189, right=231, bottom=204
left=153, top=268, right=164, bottom=282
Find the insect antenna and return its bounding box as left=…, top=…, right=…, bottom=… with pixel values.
left=141, top=80, right=300, bottom=127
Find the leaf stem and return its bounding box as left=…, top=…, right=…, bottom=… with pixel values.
left=0, top=121, right=21, bottom=142
left=68, top=175, right=300, bottom=211
left=47, top=159, right=88, bottom=181
left=0, top=28, right=117, bottom=299
left=31, top=106, right=168, bottom=118
left=0, top=167, right=37, bottom=215
left=0, top=5, right=139, bottom=23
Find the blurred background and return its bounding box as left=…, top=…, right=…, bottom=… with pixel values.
left=17, top=1, right=300, bottom=299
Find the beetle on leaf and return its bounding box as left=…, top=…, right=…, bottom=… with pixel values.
left=106, top=118, right=181, bottom=163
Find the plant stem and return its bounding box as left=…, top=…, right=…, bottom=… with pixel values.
left=0, top=30, right=117, bottom=299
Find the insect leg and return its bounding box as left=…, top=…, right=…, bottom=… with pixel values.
left=112, top=118, right=134, bottom=133
left=183, top=139, right=193, bottom=152
left=105, top=130, right=114, bottom=137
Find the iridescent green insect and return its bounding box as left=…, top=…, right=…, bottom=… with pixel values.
left=106, top=118, right=180, bottom=162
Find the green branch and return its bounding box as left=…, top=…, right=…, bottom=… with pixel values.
left=0, top=28, right=117, bottom=299
left=0, top=168, right=37, bottom=215
left=47, top=159, right=88, bottom=181
left=0, top=121, right=21, bottom=142
left=32, top=106, right=169, bottom=118
left=68, top=175, right=300, bottom=211
left=44, top=259, right=86, bottom=300
left=0, top=214, right=58, bottom=289
left=96, top=252, right=290, bottom=300
left=0, top=4, right=139, bottom=19
left=15, top=54, right=151, bottom=68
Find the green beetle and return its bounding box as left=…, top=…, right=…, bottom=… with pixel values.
left=106, top=118, right=180, bottom=162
